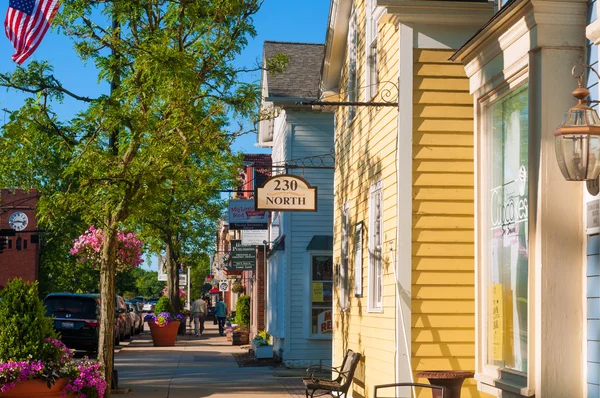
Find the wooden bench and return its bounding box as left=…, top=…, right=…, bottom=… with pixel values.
left=302, top=349, right=361, bottom=398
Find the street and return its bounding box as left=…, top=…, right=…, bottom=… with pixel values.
left=114, top=321, right=304, bottom=397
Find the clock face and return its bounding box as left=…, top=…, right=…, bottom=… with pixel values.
left=8, top=212, right=28, bottom=231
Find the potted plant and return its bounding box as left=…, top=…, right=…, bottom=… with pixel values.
left=231, top=281, right=245, bottom=294
left=231, top=326, right=249, bottom=345
left=144, top=297, right=183, bottom=347
left=0, top=279, right=107, bottom=397
left=252, top=330, right=273, bottom=359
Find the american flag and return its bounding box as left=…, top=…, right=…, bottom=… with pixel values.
left=5, top=0, right=60, bottom=65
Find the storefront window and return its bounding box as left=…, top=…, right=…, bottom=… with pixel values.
left=486, top=85, right=529, bottom=373
left=311, top=255, right=333, bottom=335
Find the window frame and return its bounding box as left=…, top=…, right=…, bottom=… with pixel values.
left=475, top=72, right=533, bottom=395
left=368, top=180, right=384, bottom=312
left=365, top=0, right=379, bottom=100
left=354, top=221, right=363, bottom=298
left=308, top=251, right=334, bottom=339
left=347, top=4, right=358, bottom=125
left=340, top=203, right=350, bottom=311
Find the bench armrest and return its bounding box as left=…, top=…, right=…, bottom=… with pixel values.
left=306, top=364, right=340, bottom=378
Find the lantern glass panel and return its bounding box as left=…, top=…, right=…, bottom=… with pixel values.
left=555, top=105, right=600, bottom=181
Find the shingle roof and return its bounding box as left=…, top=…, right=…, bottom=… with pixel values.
left=263, top=41, right=324, bottom=99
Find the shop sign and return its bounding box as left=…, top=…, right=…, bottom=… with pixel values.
left=241, top=230, right=269, bottom=246
left=317, top=310, right=333, bottom=334
left=219, top=280, right=229, bottom=292
left=228, top=199, right=268, bottom=230
left=490, top=174, right=528, bottom=237
left=231, top=245, right=256, bottom=270
left=255, top=175, right=317, bottom=212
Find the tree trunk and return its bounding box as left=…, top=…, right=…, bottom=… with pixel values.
left=98, top=223, right=118, bottom=396
left=166, top=242, right=181, bottom=313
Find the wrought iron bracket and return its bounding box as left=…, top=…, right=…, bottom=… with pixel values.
left=296, top=81, right=398, bottom=108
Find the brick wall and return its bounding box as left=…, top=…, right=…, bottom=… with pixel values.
left=0, top=189, right=40, bottom=288
left=250, top=247, right=266, bottom=337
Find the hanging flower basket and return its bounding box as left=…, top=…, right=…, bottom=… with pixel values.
left=1, top=378, right=68, bottom=397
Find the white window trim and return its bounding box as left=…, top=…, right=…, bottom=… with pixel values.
left=340, top=203, right=350, bottom=311
left=475, top=69, right=533, bottom=396
left=354, top=221, right=363, bottom=298
left=365, top=1, right=384, bottom=100
left=347, top=5, right=357, bottom=125
left=368, top=180, right=384, bottom=312
left=307, top=251, right=334, bottom=340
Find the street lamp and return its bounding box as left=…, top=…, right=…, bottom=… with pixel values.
left=555, top=65, right=600, bottom=181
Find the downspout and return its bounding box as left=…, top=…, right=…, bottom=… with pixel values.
left=396, top=22, right=415, bottom=396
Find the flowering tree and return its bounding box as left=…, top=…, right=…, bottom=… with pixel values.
left=71, top=226, right=144, bottom=272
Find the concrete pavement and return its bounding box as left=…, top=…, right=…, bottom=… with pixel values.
left=114, top=321, right=304, bottom=397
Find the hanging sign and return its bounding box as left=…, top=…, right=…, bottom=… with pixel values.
left=255, top=175, right=317, bottom=212
left=219, top=280, right=229, bottom=292
left=228, top=199, right=268, bottom=230
left=241, top=230, right=269, bottom=246
left=231, top=245, right=256, bottom=270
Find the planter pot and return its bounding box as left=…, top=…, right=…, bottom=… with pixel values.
left=232, top=331, right=249, bottom=345
left=148, top=320, right=181, bottom=347
left=2, top=378, right=68, bottom=397
left=255, top=344, right=273, bottom=359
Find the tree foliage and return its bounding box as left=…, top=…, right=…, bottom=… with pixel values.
left=0, top=1, right=277, bottom=390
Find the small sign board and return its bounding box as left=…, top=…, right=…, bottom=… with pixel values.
left=231, top=245, right=256, bottom=270
left=242, top=230, right=268, bottom=246
left=219, top=280, right=229, bottom=292
left=255, top=175, right=317, bottom=212
left=228, top=199, right=268, bottom=230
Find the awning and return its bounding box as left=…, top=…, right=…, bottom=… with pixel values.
left=306, top=235, right=333, bottom=251
left=209, top=287, right=220, bottom=294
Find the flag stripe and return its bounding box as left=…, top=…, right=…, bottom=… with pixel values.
left=5, top=0, right=60, bottom=65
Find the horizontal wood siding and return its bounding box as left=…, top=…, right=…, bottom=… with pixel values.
left=285, top=112, right=335, bottom=364
left=333, top=1, right=399, bottom=396
left=412, top=49, right=479, bottom=398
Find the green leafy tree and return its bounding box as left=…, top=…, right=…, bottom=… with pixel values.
left=0, top=1, right=281, bottom=389
left=0, top=279, right=57, bottom=363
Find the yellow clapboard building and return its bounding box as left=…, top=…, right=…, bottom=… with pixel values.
left=319, top=1, right=495, bottom=397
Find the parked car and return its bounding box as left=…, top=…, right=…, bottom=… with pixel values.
left=142, top=299, right=158, bottom=313
left=126, top=301, right=143, bottom=334
left=116, top=295, right=132, bottom=341
left=44, top=293, right=122, bottom=355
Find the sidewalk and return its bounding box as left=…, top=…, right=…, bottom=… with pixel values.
left=114, top=321, right=305, bottom=397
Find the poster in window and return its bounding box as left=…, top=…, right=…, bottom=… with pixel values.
left=317, top=310, right=333, bottom=334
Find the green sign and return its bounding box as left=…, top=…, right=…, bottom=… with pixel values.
left=231, top=245, right=256, bottom=270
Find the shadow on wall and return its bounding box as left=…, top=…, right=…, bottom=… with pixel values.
left=335, top=94, right=390, bottom=398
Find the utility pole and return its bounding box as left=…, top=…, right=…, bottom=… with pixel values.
left=187, top=265, right=191, bottom=310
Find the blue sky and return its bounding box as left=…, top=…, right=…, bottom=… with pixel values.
left=0, top=1, right=331, bottom=271
left=0, top=1, right=331, bottom=153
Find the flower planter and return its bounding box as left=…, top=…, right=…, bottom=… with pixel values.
left=232, top=331, right=249, bottom=345
left=148, top=320, right=181, bottom=347
left=2, top=378, right=68, bottom=397
left=254, top=344, right=273, bottom=359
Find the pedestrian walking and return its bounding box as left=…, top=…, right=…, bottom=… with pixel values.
left=191, top=294, right=207, bottom=337
left=215, top=296, right=227, bottom=336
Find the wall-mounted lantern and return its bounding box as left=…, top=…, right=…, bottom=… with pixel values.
left=555, top=65, right=600, bottom=181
